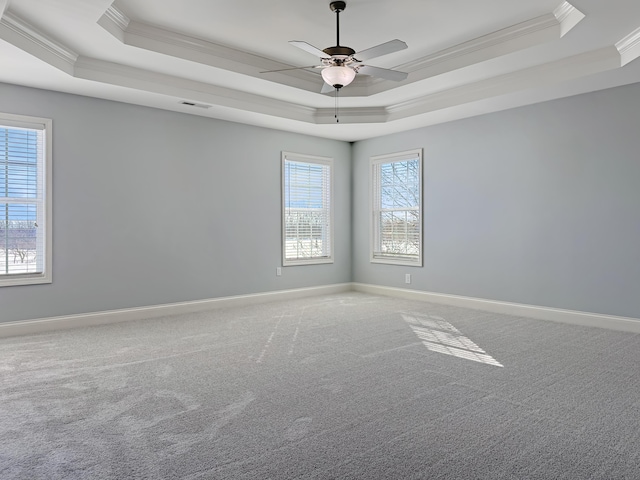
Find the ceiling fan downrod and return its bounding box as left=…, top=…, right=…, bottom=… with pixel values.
left=331, top=1, right=345, bottom=46
left=323, top=2, right=355, bottom=58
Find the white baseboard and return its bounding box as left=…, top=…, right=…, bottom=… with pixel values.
left=0, top=283, right=352, bottom=338
left=4, top=282, right=639, bottom=338
left=352, top=283, right=640, bottom=334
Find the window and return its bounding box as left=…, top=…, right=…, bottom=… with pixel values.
left=282, top=152, right=333, bottom=265
left=371, top=149, right=422, bottom=266
left=0, top=113, right=52, bottom=287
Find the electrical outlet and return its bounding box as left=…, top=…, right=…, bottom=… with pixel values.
left=405, top=274, right=411, bottom=284
left=276, top=267, right=282, bottom=276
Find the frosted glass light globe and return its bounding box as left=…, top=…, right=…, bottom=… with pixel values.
left=321, top=66, right=356, bottom=89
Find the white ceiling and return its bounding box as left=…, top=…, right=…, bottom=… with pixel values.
left=1, top=0, right=640, bottom=141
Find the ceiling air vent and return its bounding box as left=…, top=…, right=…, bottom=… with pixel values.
left=180, top=101, right=212, bottom=109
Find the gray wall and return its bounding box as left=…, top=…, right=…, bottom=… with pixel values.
left=352, top=82, right=640, bottom=319
left=3, top=81, right=640, bottom=324
left=0, top=83, right=351, bottom=323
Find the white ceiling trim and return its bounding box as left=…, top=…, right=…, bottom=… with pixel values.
left=73, top=57, right=318, bottom=123
left=315, top=107, right=388, bottom=124
left=97, top=1, right=130, bottom=39
left=0, top=10, right=77, bottom=74
left=387, top=2, right=585, bottom=93
left=554, top=1, right=586, bottom=36
left=616, top=27, right=640, bottom=67
left=71, top=39, right=640, bottom=125
left=98, top=4, right=323, bottom=93
left=96, top=2, right=585, bottom=99
left=1, top=3, right=639, bottom=127
left=386, top=47, right=621, bottom=121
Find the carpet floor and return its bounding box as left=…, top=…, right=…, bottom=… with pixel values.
left=2, top=292, right=640, bottom=479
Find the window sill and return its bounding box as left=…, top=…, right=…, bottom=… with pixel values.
left=0, top=273, right=51, bottom=288
left=370, top=257, right=422, bottom=267
left=283, top=258, right=334, bottom=267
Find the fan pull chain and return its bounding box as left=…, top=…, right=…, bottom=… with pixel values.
left=335, top=87, right=340, bottom=123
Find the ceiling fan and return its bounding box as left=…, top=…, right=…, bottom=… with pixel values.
left=263, top=1, right=409, bottom=93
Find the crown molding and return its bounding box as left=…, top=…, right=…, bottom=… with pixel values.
left=554, top=1, right=586, bottom=37
left=96, top=3, right=130, bottom=42
left=70, top=49, right=579, bottom=126
left=0, top=10, right=77, bottom=74
left=96, top=1, right=585, bottom=99
left=401, top=13, right=559, bottom=73
left=68, top=43, right=633, bottom=126
left=368, top=4, right=585, bottom=96
left=125, top=21, right=275, bottom=71
left=386, top=47, right=620, bottom=120
left=616, top=27, right=640, bottom=66
left=73, top=57, right=318, bottom=123
left=315, top=107, right=388, bottom=124
left=98, top=6, right=324, bottom=93
left=0, top=4, right=635, bottom=129
left=103, top=3, right=130, bottom=31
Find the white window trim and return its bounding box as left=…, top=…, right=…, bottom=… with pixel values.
left=282, top=152, right=334, bottom=266
left=370, top=148, right=423, bottom=267
left=0, top=112, right=52, bottom=287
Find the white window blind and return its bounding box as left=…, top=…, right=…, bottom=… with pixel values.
left=371, top=149, right=422, bottom=266
left=282, top=152, right=333, bottom=265
left=0, top=113, right=52, bottom=286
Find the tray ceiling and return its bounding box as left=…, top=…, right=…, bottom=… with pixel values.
left=1, top=0, right=640, bottom=141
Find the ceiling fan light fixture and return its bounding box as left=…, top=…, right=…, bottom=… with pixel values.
left=321, top=65, right=356, bottom=89
left=264, top=1, right=408, bottom=94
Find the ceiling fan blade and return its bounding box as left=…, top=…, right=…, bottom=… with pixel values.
left=321, top=82, right=335, bottom=94
left=357, top=65, right=408, bottom=82
left=289, top=41, right=328, bottom=58
left=261, top=65, right=322, bottom=73
left=354, top=39, right=407, bottom=61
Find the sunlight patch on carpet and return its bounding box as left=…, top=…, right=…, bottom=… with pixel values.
left=402, top=313, right=503, bottom=367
